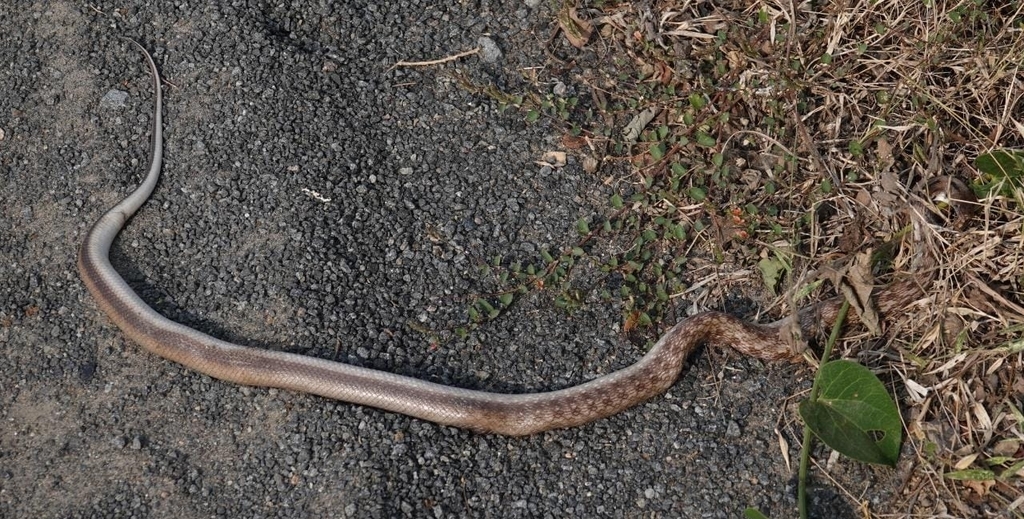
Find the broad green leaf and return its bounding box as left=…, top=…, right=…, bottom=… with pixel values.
left=974, top=149, right=1024, bottom=197
left=976, top=149, right=1024, bottom=177
left=799, top=360, right=902, bottom=466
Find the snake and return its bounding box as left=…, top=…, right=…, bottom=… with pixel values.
left=78, top=41, right=938, bottom=436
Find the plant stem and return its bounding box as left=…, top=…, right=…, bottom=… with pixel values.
left=798, top=300, right=851, bottom=519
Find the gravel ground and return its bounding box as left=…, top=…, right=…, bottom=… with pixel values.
left=1, top=2, right=905, bottom=517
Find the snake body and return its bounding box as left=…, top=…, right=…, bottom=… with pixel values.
left=78, top=42, right=927, bottom=436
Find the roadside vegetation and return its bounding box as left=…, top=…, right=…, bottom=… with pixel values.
left=457, top=0, right=1022, bottom=515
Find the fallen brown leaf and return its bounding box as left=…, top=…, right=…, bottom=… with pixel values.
left=558, top=6, right=593, bottom=49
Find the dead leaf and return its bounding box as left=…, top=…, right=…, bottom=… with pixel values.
left=992, top=439, right=1020, bottom=457
left=843, top=251, right=881, bottom=334
left=726, top=50, right=746, bottom=70
left=837, top=214, right=867, bottom=254
left=875, top=168, right=902, bottom=214
left=775, top=428, right=791, bottom=471
left=875, top=137, right=894, bottom=174
left=560, top=134, right=588, bottom=149
left=963, top=478, right=996, bottom=497
left=558, top=7, right=593, bottom=49
left=622, top=107, right=659, bottom=144
left=623, top=311, right=641, bottom=332
left=954, top=453, right=979, bottom=470
left=855, top=188, right=872, bottom=207
left=818, top=251, right=881, bottom=335
left=582, top=156, right=599, bottom=174
left=654, top=60, right=673, bottom=84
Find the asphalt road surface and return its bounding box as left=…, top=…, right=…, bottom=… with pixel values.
left=1, top=2, right=905, bottom=517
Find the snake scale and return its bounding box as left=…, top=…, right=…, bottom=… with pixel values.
left=78, top=41, right=934, bottom=436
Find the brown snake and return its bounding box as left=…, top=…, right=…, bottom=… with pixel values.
left=79, top=41, right=935, bottom=436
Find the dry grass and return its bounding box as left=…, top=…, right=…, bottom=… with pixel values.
left=538, top=0, right=1024, bottom=515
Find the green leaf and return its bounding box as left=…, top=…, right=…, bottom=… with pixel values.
left=576, top=218, right=590, bottom=234
left=743, top=508, right=771, bottom=519
left=794, top=279, right=825, bottom=300
left=638, top=312, right=652, bottom=327
left=649, top=143, right=665, bottom=160
left=525, top=110, right=540, bottom=123
left=975, top=149, right=1024, bottom=197
left=757, top=256, right=787, bottom=294
left=671, top=223, right=686, bottom=240
left=1002, top=458, right=1024, bottom=479
left=610, top=193, right=624, bottom=209
left=985, top=456, right=1015, bottom=465
left=696, top=131, right=716, bottom=147
left=944, top=469, right=996, bottom=481
left=498, top=293, right=514, bottom=306
left=799, top=360, right=903, bottom=466
left=655, top=284, right=669, bottom=302
left=976, top=149, right=1024, bottom=177
left=848, top=140, right=864, bottom=157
